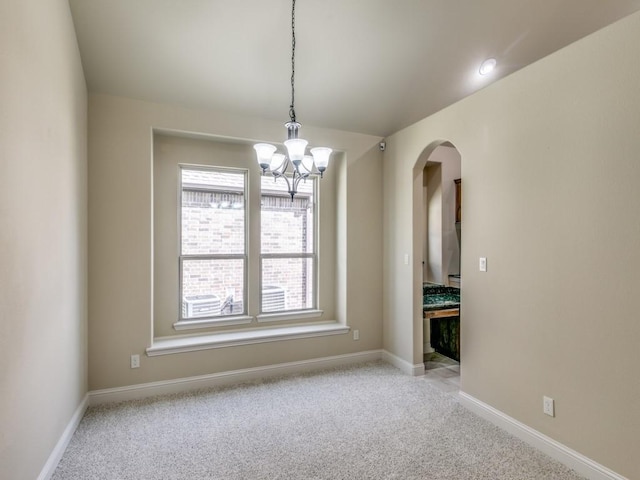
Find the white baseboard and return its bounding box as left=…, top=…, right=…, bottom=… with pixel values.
left=382, top=350, right=425, bottom=376
left=458, top=392, right=628, bottom=480
left=37, top=394, right=89, bottom=480
left=89, top=350, right=383, bottom=405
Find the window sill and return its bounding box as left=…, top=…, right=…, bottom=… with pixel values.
left=173, top=315, right=253, bottom=331
left=173, top=310, right=324, bottom=331
left=256, top=309, right=323, bottom=323
left=146, top=322, right=349, bottom=357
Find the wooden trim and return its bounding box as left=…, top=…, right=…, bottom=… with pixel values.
left=423, top=308, right=460, bottom=318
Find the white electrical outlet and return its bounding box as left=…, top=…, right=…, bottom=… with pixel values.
left=130, top=354, right=140, bottom=369
left=543, top=396, right=555, bottom=417
left=403, top=253, right=410, bottom=265
left=353, top=329, right=360, bottom=340
left=479, top=257, right=487, bottom=272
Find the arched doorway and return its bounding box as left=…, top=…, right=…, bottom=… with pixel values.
left=413, top=141, right=462, bottom=381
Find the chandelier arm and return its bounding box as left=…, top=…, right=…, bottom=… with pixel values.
left=289, top=0, right=296, bottom=123
left=291, top=169, right=311, bottom=198
left=270, top=169, right=295, bottom=199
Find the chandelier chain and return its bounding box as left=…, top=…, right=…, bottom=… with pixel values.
left=253, top=0, right=331, bottom=201
left=289, top=0, right=297, bottom=123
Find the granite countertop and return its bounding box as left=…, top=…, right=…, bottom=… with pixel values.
left=423, top=283, right=460, bottom=311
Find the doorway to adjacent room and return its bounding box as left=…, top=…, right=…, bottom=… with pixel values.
left=420, top=144, right=461, bottom=375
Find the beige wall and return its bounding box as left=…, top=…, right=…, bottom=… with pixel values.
left=384, top=11, right=640, bottom=479
left=88, top=93, right=383, bottom=390
left=0, top=1, right=88, bottom=479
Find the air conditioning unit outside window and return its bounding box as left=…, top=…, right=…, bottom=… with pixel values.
left=262, top=285, right=286, bottom=312
left=182, top=294, right=221, bottom=318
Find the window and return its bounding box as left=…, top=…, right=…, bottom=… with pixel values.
left=260, top=176, right=316, bottom=314
left=153, top=134, right=335, bottom=340
left=177, top=165, right=318, bottom=324
left=179, top=166, right=247, bottom=321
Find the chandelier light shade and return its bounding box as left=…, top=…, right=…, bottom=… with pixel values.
left=284, top=137, right=308, bottom=165
left=253, top=0, right=332, bottom=200
left=254, top=143, right=278, bottom=171
left=270, top=153, right=286, bottom=171
left=310, top=147, right=331, bottom=176
left=301, top=155, right=314, bottom=174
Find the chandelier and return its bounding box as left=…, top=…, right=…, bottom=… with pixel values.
left=254, top=0, right=332, bottom=200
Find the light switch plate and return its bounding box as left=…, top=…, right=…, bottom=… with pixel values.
left=479, top=257, right=487, bottom=272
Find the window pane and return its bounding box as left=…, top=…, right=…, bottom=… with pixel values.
left=182, top=169, right=245, bottom=189
left=261, top=257, right=314, bottom=312
left=181, top=258, right=244, bottom=318
left=181, top=168, right=245, bottom=255
left=261, top=176, right=314, bottom=254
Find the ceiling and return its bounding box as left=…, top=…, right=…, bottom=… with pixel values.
left=68, top=0, right=640, bottom=137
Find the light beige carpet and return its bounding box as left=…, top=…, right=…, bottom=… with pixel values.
left=53, top=361, right=584, bottom=479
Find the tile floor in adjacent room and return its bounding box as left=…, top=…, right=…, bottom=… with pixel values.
left=423, top=352, right=460, bottom=395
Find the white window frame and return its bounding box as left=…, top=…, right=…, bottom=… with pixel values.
left=150, top=133, right=345, bottom=355
left=257, top=177, right=322, bottom=323
left=175, top=164, right=251, bottom=329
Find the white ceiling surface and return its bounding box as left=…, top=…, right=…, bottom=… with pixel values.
left=68, top=0, right=640, bottom=137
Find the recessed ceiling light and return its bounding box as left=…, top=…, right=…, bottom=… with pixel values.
left=479, top=58, right=497, bottom=75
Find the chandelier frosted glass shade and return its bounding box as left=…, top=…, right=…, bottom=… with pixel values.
left=284, top=138, right=308, bottom=165
left=270, top=153, right=286, bottom=171
left=310, top=147, right=332, bottom=176
left=253, top=135, right=332, bottom=179
left=254, top=143, right=278, bottom=171
left=301, top=155, right=314, bottom=174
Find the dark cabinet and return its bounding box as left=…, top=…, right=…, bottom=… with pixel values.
left=454, top=178, right=461, bottom=223
left=430, top=316, right=460, bottom=361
